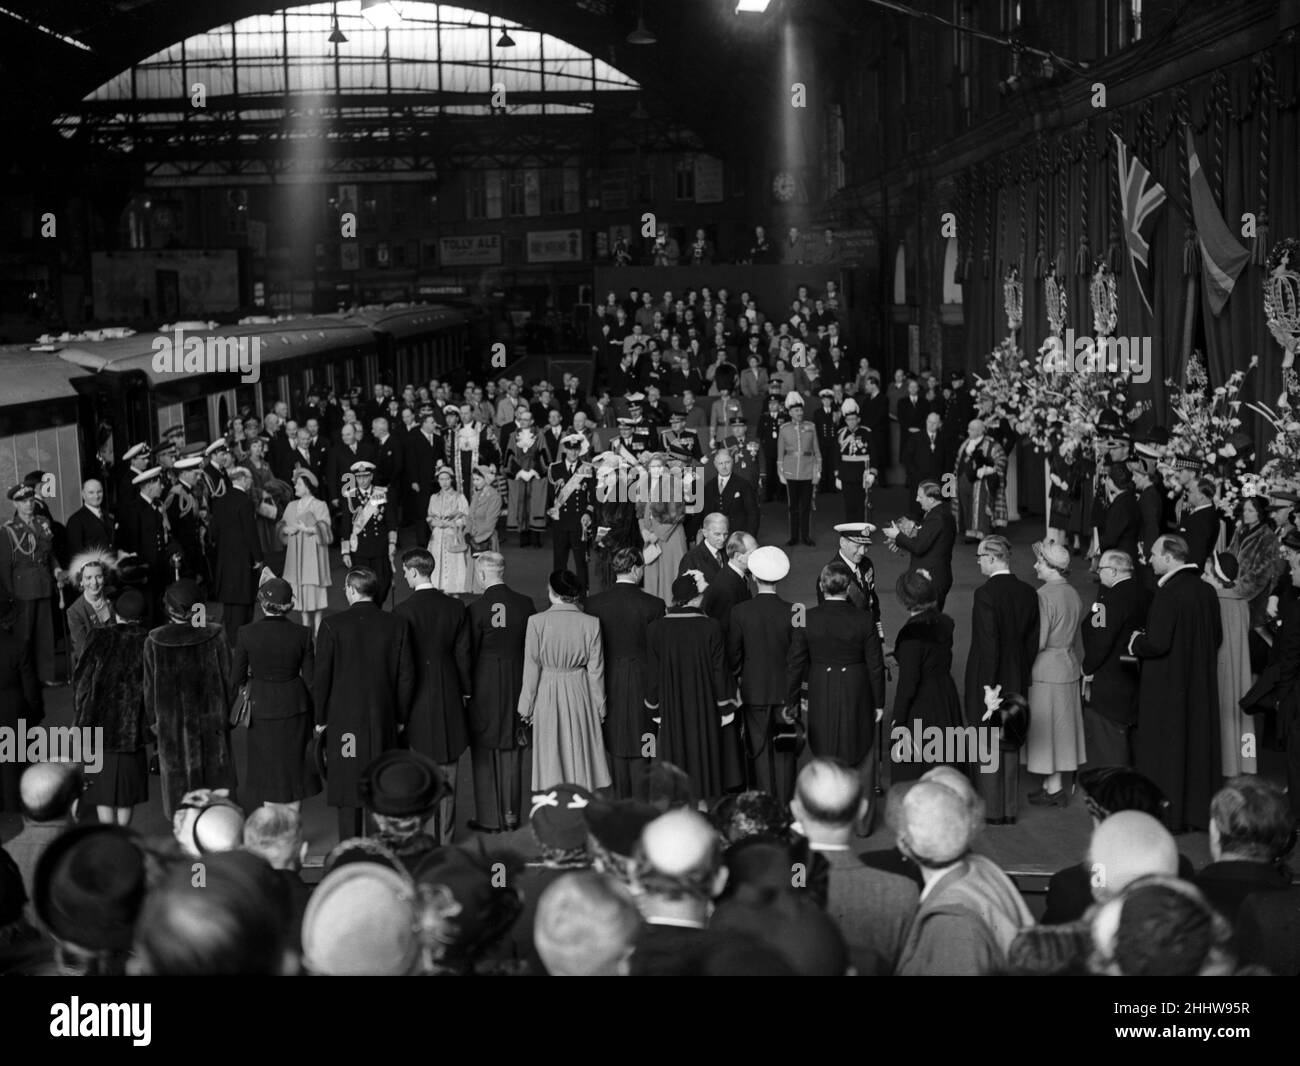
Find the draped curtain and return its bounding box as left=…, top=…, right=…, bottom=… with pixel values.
left=958, top=43, right=1299, bottom=477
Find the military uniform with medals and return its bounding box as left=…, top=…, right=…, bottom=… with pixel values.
left=164, top=462, right=208, bottom=585
left=722, top=419, right=761, bottom=485
left=0, top=486, right=60, bottom=683
left=758, top=404, right=790, bottom=502
left=836, top=416, right=873, bottom=524
left=343, top=473, right=398, bottom=605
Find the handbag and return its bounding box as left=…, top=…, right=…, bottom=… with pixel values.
left=1240, top=663, right=1285, bottom=720
left=229, top=683, right=251, bottom=728
left=642, top=541, right=663, bottom=565
left=515, top=721, right=533, bottom=749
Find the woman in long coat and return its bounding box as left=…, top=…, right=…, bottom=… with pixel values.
left=231, top=578, right=319, bottom=807
left=1025, top=540, right=1085, bottom=806
left=427, top=465, right=470, bottom=594
left=638, top=454, right=688, bottom=604
left=278, top=469, right=332, bottom=634
left=466, top=466, right=502, bottom=594
left=890, top=571, right=965, bottom=782
left=1227, top=496, right=1283, bottom=667
left=517, top=570, right=610, bottom=792
left=73, top=589, right=150, bottom=825
left=1204, top=552, right=1254, bottom=776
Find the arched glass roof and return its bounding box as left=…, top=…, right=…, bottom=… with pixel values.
left=79, top=2, right=639, bottom=117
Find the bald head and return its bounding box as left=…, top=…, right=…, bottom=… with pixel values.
left=1088, top=811, right=1179, bottom=903
left=898, top=781, right=974, bottom=867
left=20, top=762, right=82, bottom=822
left=793, top=759, right=864, bottom=841
left=635, top=809, right=724, bottom=902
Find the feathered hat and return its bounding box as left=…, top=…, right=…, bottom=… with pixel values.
left=68, top=547, right=119, bottom=588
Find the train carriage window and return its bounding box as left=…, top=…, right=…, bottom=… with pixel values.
left=217, top=395, right=231, bottom=436
left=260, top=379, right=280, bottom=415
left=236, top=384, right=258, bottom=420
left=182, top=398, right=208, bottom=444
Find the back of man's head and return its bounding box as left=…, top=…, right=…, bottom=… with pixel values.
left=898, top=781, right=974, bottom=867
left=243, top=805, right=305, bottom=871
left=921, top=765, right=987, bottom=834
left=19, top=762, right=82, bottom=823
left=534, top=871, right=641, bottom=976
left=792, top=759, right=863, bottom=839
left=635, top=809, right=724, bottom=902
left=133, top=851, right=291, bottom=976
left=1088, top=811, right=1180, bottom=902
left=345, top=567, right=381, bottom=601
left=1210, top=777, right=1295, bottom=864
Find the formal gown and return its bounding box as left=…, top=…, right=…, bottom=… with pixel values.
left=427, top=490, right=470, bottom=594
left=518, top=603, right=611, bottom=792
left=1026, top=577, right=1086, bottom=775
left=1214, top=581, right=1255, bottom=775
left=280, top=496, right=332, bottom=612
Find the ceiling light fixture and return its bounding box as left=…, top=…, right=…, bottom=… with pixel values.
left=497, top=26, right=516, bottom=47
left=626, top=3, right=656, bottom=44
left=329, top=4, right=348, bottom=44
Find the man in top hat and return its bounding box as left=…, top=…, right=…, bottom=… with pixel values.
left=341, top=460, right=398, bottom=606
left=726, top=546, right=798, bottom=803
left=394, top=548, right=471, bottom=845
left=836, top=399, right=875, bottom=524
left=164, top=455, right=208, bottom=585
left=884, top=479, right=958, bottom=611
left=314, top=567, right=416, bottom=840
left=144, top=579, right=236, bottom=818
left=114, top=466, right=171, bottom=620
left=115, top=442, right=152, bottom=506
left=1, top=483, right=65, bottom=685
left=358, top=750, right=451, bottom=874
left=548, top=435, right=596, bottom=591
left=776, top=392, right=821, bottom=548
left=210, top=467, right=262, bottom=645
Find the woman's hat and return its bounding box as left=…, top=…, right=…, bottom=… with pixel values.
left=359, top=750, right=451, bottom=817
left=258, top=577, right=294, bottom=609
left=301, top=862, right=423, bottom=976
left=549, top=569, right=583, bottom=599
left=69, top=548, right=117, bottom=587
left=1211, top=551, right=1239, bottom=586
left=472, top=464, right=497, bottom=480
left=292, top=466, right=318, bottom=488
left=1032, top=538, right=1070, bottom=573
left=113, top=588, right=146, bottom=622
left=163, top=579, right=202, bottom=616
left=671, top=573, right=701, bottom=604
left=33, top=825, right=147, bottom=951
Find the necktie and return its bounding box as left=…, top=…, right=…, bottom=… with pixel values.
left=719, top=478, right=728, bottom=495
left=716, top=549, right=725, bottom=568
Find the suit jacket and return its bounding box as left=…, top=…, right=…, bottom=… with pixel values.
left=1099, top=489, right=1141, bottom=561
left=65, top=506, right=115, bottom=560
left=230, top=616, right=314, bottom=721
left=467, top=582, right=536, bottom=749
left=1235, top=886, right=1300, bottom=976
left=1178, top=505, right=1220, bottom=569
left=901, top=432, right=953, bottom=489
left=1081, top=577, right=1150, bottom=727
left=700, top=564, right=751, bottom=644
left=1194, top=860, right=1292, bottom=926
left=585, top=582, right=666, bottom=755
left=896, top=395, right=930, bottom=435
left=406, top=432, right=446, bottom=500
left=727, top=592, right=793, bottom=705
left=893, top=506, right=957, bottom=596
left=817, top=551, right=882, bottom=633
left=394, top=587, right=472, bottom=764
left=313, top=600, right=415, bottom=806
left=702, top=475, right=759, bottom=537
left=964, top=572, right=1040, bottom=724
left=210, top=488, right=259, bottom=604
left=1137, top=483, right=1163, bottom=560
left=678, top=541, right=725, bottom=584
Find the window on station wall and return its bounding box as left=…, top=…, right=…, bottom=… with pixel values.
left=674, top=157, right=695, bottom=201
left=893, top=243, right=908, bottom=306
left=941, top=235, right=962, bottom=305
left=466, top=169, right=503, bottom=220
left=364, top=245, right=379, bottom=268
left=541, top=167, right=580, bottom=215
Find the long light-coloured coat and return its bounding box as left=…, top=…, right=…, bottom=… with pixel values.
left=1214, top=582, right=1254, bottom=775
left=518, top=602, right=610, bottom=792
left=1026, top=577, right=1085, bottom=775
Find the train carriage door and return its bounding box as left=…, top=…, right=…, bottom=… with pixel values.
left=213, top=392, right=233, bottom=441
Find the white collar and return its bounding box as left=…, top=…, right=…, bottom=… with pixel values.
left=1158, top=563, right=1199, bottom=586
left=413, top=581, right=434, bottom=591
left=643, top=915, right=707, bottom=930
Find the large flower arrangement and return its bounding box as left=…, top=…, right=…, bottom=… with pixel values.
left=1246, top=365, right=1300, bottom=492
left=972, top=336, right=1034, bottom=435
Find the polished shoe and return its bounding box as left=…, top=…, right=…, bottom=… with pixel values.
left=984, top=817, right=1006, bottom=826
left=1028, top=788, right=1069, bottom=808
left=786, top=539, right=799, bottom=547
left=802, top=538, right=816, bottom=547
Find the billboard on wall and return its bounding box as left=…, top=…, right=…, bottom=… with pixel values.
left=439, top=234, right=502, bottom=266
left=527, top=229, right=583, bottom=263
left=92, top=250, right=240, bottom=321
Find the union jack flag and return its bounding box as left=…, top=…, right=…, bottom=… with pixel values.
left=1114, top=134, right=1167, bottom=317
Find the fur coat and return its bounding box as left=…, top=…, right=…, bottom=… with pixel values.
left=143, top=622, right=235, bottom=817
left=72, top=622, right=150, bottom=752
